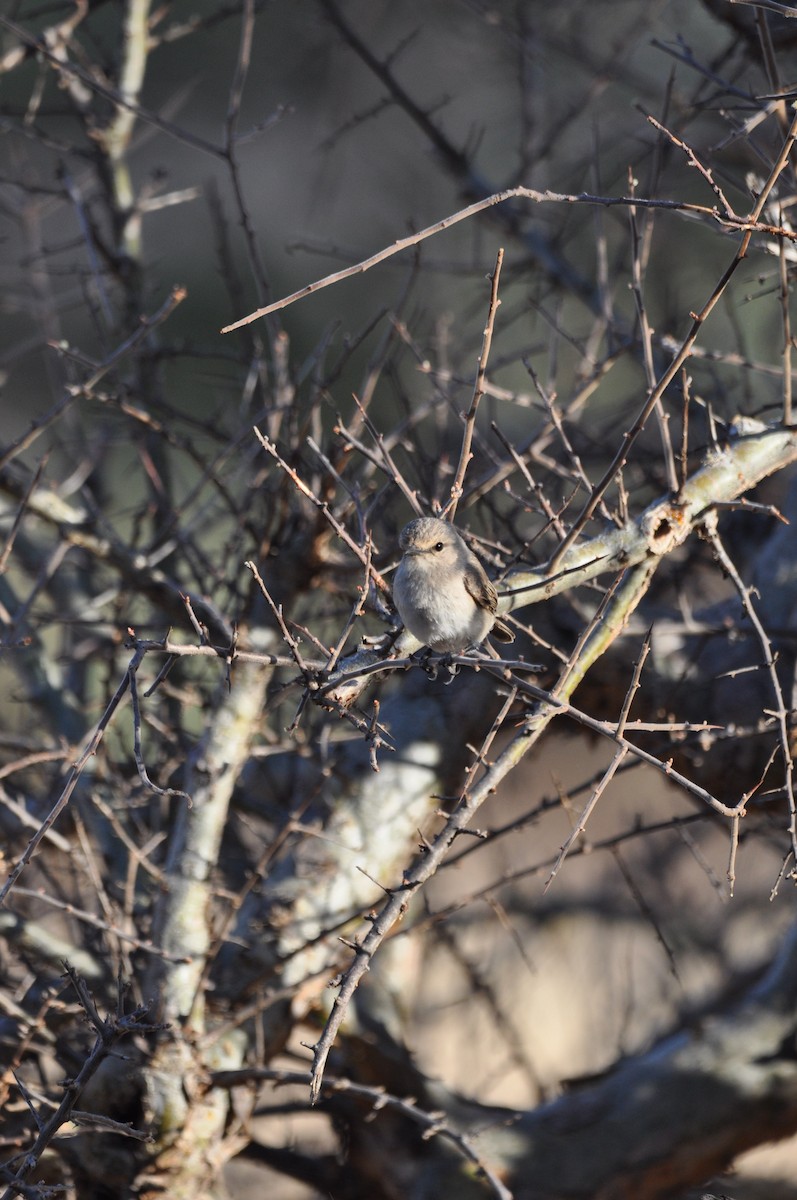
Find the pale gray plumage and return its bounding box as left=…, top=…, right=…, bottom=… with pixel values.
left=392, top=517, right=514, bottom=652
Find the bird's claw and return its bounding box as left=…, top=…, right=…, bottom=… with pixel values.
left=412, top=648, right=460, bottom=682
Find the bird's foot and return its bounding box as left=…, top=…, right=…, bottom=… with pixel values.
left=412, top=648, right=460, bottom=682
left=441, top=655, right=460, bottom=683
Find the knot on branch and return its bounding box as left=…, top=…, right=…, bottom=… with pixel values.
left=640, top=501, right=689, bottom=556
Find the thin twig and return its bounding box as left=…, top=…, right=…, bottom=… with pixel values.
left=703, top=514, right=797, bottom=866
left=252, top=427, right=391, bottom=594
left=128, top=661, right=192, bottom=802
left=446, top=247, right=503, bottom=519
left=70, top=286, right=187, bottom=397
left=220, top=184, right=795, bottom=331
left=208, top=1066, right=513, bottom=1200
left=779, top=207, right=793, bottom=425
left=308, top=685, right=519, bottom=1106
left=0, top=966, right=160, bottom=1200
left=548, top=105, right=797, bottom=573
left=0, top=14, right=225, bottom=160
left=0, top=454, right=48, bottom=576
left=627, top=169, right=678, bottom=494
left=0, top=654, right=140, bottom=906
left=127, top=633, right=317, bottom=669
left=245, top=559, right=312, bottom=677
left=647, top=115, right=735, bottom=217
left=545, top=633, right=651, bottom=888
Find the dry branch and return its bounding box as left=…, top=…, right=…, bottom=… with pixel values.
left=490, top=920, right=797, bottom=1199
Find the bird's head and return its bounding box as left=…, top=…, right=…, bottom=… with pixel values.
left=398, top=517, right=462, bottom=566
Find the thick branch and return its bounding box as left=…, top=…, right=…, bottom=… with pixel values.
left=493, top=920, right=797, bottom=1199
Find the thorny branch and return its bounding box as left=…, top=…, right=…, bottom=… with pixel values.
left=309, top=559, right=659, bottom=1102
left=446, top=247, right=504, bottom=519
left=208, top=1066, right=512, bottom=1200
left=0, top=966, right=159, bottom=1200
left=0, top=654, right=140, bottom=907
left=703, top=514, right=797, bottom=864
left=4, top=4, right=797, bottom=1197
left=309, top=685, right=521, bottom=1104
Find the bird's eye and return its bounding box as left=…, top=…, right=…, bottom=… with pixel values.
left=434, top=542, right=444, bottom=552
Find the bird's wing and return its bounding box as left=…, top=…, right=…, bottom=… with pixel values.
left=463, top=560, right=498, bottom=614
left=464, top=558, right=515, bottom=643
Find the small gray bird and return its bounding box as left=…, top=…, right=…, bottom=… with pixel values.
left=392, top=516, right=515, bottom=653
